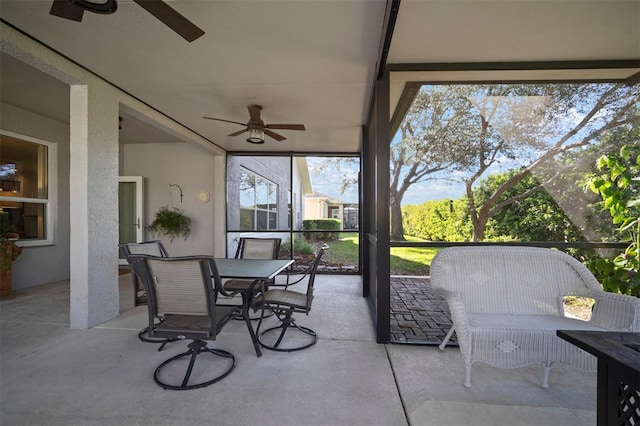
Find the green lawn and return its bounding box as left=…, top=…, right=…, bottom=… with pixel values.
left=390, top=236, right=439, bottom=275
left=321, top=233, right=359, bottom=265
left=321, top=234, right=438, bottom=275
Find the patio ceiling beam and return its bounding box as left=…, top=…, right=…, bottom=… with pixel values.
left=626, top=70, right=640, bottom=86
left=375, top=0, right=401, bottom=80
left=387, top=59, right=640, bottom=73
left=388, top=59, right=640, bottom=139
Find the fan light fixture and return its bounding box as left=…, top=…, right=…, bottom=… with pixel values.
left=247, top=128, right=265, bottom=144
left=203, top=105, right=306, bottom=143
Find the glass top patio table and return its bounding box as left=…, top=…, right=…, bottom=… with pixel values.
left=214, top=258, right=294, bottom=357
left=214, top=258, right=293, bottom=280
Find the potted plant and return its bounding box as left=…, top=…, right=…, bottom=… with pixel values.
left=1, top=224, right=23, bottom=298
left=147, top=206, right=191, bottom=242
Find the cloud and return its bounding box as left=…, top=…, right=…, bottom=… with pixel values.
left=306, top=157, right=359, bottom=203
left=403, top=181, right=466, bottom=206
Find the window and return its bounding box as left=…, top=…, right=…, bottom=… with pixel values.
left=239, top=168, right=278, bottom=231
left=227, top=154, right=361, bottom=273
left=0, top=130, right=56, bottom=245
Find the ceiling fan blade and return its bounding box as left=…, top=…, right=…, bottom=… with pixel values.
left=266, top=124, right=306, bottom=131
left=132, top=0, right=205, bottom=42
left=248, top=105, right=262, bottom=123
left=264, top=129, right=286, bottom=142
left=203, top=116, right=247, bottom=126
left=50, top=0, right=85, bottom=21
left=228, top=129, right=249, bottom=137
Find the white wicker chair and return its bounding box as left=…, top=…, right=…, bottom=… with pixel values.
left=431, top=246, right=640, bottom=388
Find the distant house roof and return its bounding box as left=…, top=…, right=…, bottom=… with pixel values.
left=307, top=192, right=344, bottom=204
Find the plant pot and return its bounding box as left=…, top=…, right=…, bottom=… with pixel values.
left=0, top=242, right=14, bottom=298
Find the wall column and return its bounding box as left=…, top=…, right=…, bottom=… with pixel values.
left=69, top=84, right=119, bottom=328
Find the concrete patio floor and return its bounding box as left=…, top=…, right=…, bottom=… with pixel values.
left=1, top=274, right=597, bottom=425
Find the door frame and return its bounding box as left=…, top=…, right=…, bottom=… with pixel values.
left=118, top=176, right=143, bottom=265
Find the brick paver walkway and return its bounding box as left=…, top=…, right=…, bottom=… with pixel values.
left=390, top=276, right=458, bottom=346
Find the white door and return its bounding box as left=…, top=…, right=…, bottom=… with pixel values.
left=119, top=176, right=143, bottom=266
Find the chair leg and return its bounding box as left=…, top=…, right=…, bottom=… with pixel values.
left=153, top=340, right=235, bottom=390
left=257, top=312, right=317, bottom=352
left=181, top=345, right=200, bottom=388
left=464, top=363, right=472, bottom=388
left=541, top=365, right=551, bottom=389
left=241, top=292, right=262, bottom=357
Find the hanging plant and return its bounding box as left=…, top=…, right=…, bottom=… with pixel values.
left=147, top=206, right=191, bottom=242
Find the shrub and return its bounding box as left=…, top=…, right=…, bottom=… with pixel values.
left=402, top=199, right=471, bottom=241
left=282, top=238, right=315, bottom=255
left=303, top=219, right=341, bottom=241
left=585, top=144, right=639, bottom=297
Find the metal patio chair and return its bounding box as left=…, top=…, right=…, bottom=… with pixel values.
left=119, top=240, right=169, bottom=307
left=254, top=244, right=328, bottom=352
left=119, top=240, right=179, bottom=349
left=223, top=237, right=282, bottom=319
left=127, top=254, right=241, bottom=390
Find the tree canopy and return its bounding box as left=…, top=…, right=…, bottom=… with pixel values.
left=394, top=82, right=640, bottom=241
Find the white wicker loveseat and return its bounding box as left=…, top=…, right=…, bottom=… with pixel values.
left=431, top=246, right=640, bottom=388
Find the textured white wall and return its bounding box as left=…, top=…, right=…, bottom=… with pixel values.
left=122, top=142, right=221, bottom=257
left=2, top=23, right=223, bottom=327
left=69, top=85, right=120, bottom=328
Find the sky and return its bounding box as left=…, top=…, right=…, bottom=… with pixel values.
left=305, top=81, right=621, bottom=208
left=305, top=155, right=516, bottom=206
left=306, top=157, right=359, bottom=203
left=306, top=155, right=469, bottom=206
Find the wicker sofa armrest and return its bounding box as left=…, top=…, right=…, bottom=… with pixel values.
left=435, top=289, right=471, bottom=341
left=589, top=291, right=640, bottom=332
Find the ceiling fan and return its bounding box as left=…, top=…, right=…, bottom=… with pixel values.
left=49, top=0, right=205, bottom=42
left=204, top=105, right=306, bottom=144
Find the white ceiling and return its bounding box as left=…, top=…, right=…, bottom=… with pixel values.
left=389, top=1, right=640, bottom=64
left=0, top=0, right=387, bottom=152
left=1, top=1, right=639, bottom=153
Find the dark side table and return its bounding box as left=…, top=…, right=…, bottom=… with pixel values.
left=557, top=330, right=640, bottom=426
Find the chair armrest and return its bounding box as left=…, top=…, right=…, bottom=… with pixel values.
left=272, top=272, right=306, bottom=289
left=590, top=291, right=640, bottom=331
left=216, top=281, right=242, bottom=298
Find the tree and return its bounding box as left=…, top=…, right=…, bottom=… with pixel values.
left=320, top=82, right=640, bottom=242
left=459, top=83, right=640, bottom=240
left=399, top=83, right=640, bottom=241
left=389, top=86, right=478, bottom=240
left=475, top=170, right=585, bottom=242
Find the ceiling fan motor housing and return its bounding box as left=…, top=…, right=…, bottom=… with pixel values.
left=203, top=104, right=305, bottom=143
left=70, top=0, right=117, bottom=14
